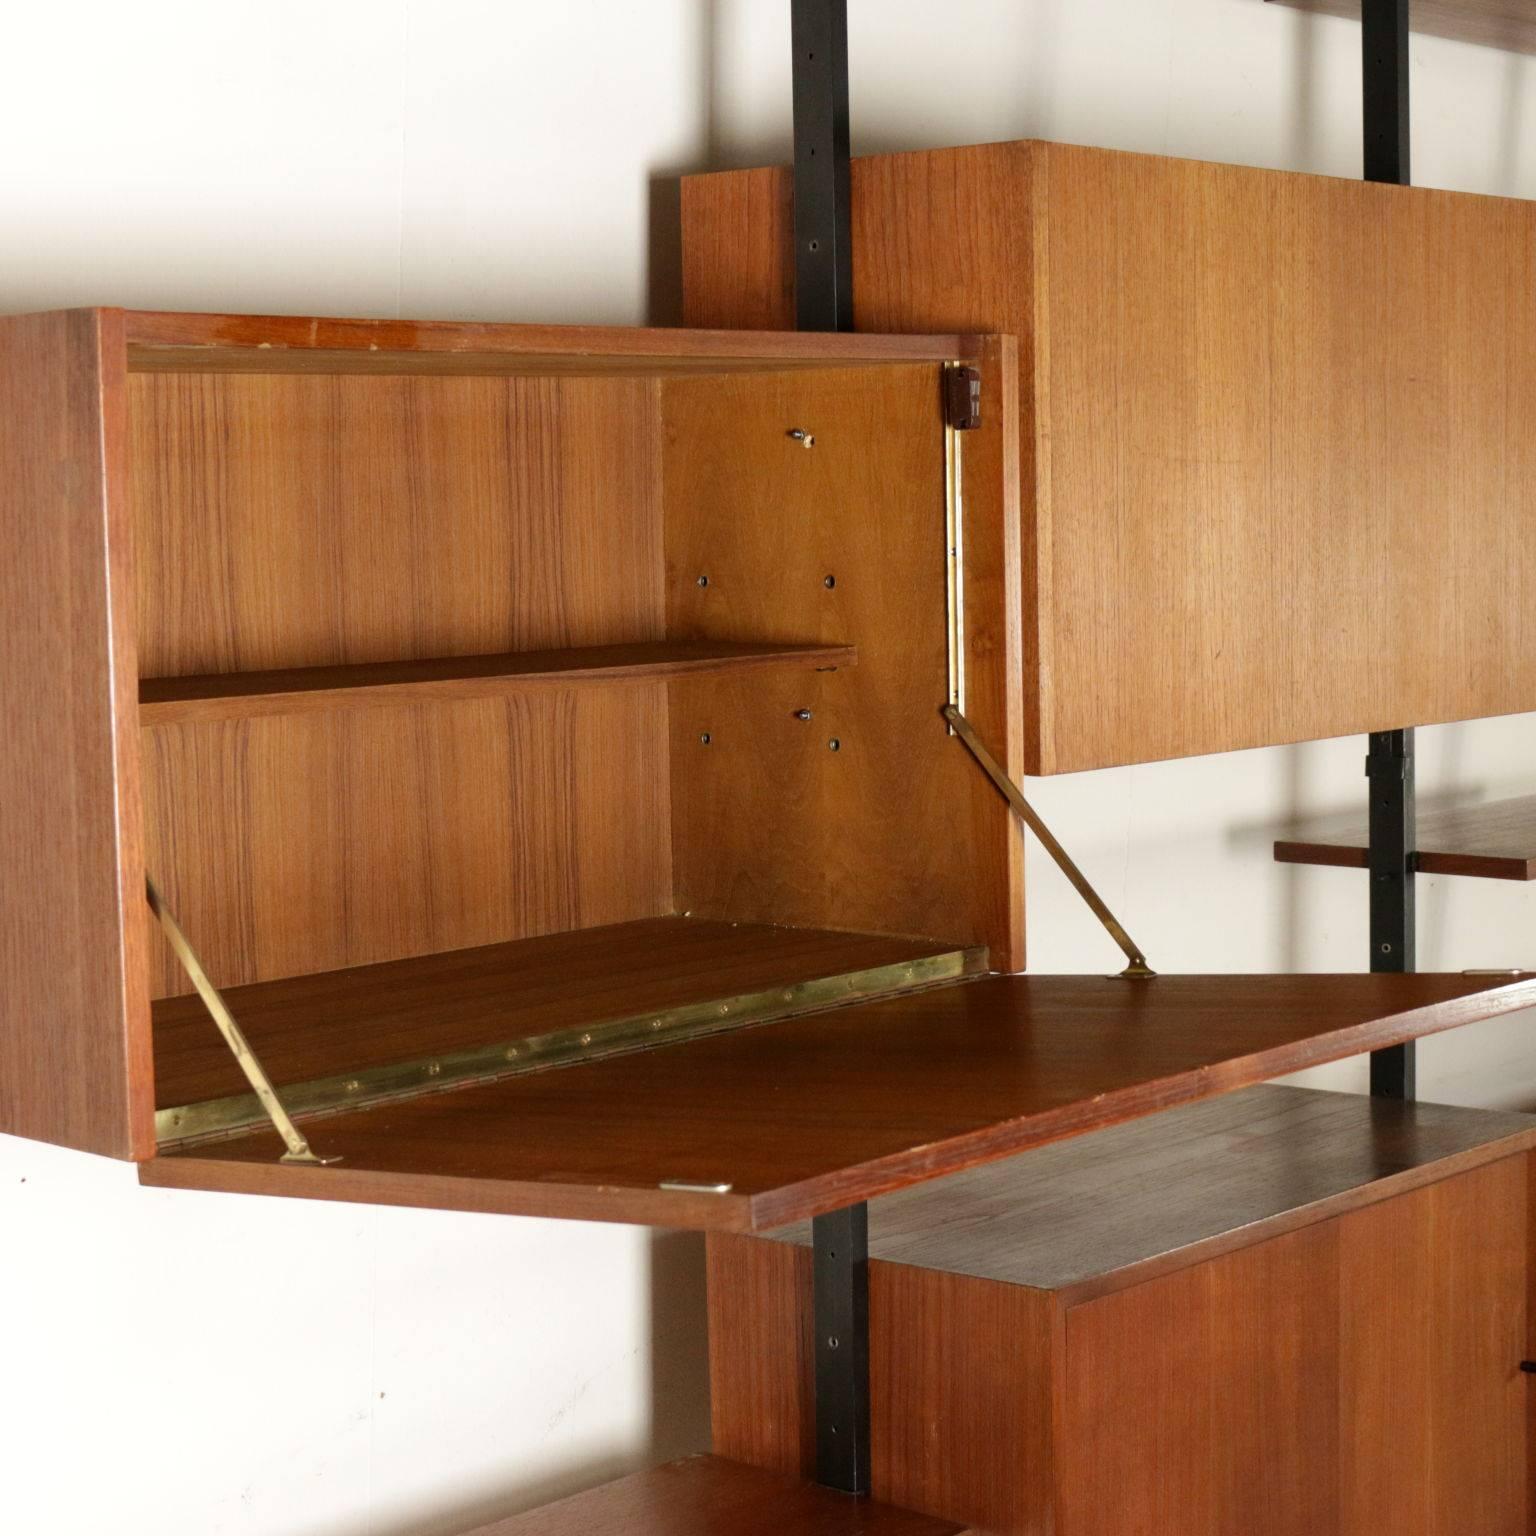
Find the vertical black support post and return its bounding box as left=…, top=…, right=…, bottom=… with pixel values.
left=790, top=0, right=853, bottom=331
left=812, top=1202, right=871, bottom=1495
left=1362, top=0, right=1416, bottom=1100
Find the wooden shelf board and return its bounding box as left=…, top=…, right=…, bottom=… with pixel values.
left=152, top=916, right=977, bottom=1113
left=1275, top=794, right=1536, bottom=880
left=119, top=309, right=985, bottom=378
left=140, top=970, right=1536, bottom=1231
left=459, top=1456, right=968, bottom=1536
left=1264, top=0, right=1536, bottom=56
left=762, top=1085, right=1536, bottom=1302
left=139, top=640, right=855, bottom=725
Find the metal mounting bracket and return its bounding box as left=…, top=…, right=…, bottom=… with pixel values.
left=813, top=1201, right=871, bottom=1495
left=145, top=877, right=337, bottom=1165
left=945, top=706, right=1156, bottom=979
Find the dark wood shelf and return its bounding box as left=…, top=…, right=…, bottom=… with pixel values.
left=1275, top=794, right=1536, bottom=881
left=139, top=639, right=855, bottom=724
left=152, top=916, right=982, bottom=1135
left=763, top=1085, right=1536, bottom=1301
left=142, top=969, right=1536, bottom=1231
left=462, top=1456, right=967, bottom=1536
left=1264, top=0, right=1536, bottom=56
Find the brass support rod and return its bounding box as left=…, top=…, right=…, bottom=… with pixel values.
left=145, top=877, right=336, bottom=1164
left=944, top=706, right=1155, bottom=979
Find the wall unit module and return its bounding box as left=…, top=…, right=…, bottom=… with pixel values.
left=1265, top=0, right=1536, bottom=55
left=708, top=1085, right=1536, bottom=1535
left=680, top=140, right=1536, bottom=773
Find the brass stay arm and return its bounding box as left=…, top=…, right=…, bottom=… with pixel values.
left=944, top=706, right=1155, bottom=979
left=145, top=877, right=336, bottom=1164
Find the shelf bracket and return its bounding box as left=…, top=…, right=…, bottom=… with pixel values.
left=813, top=1201, right=871, bottom=1496
left=145, top=876, right=337, bottom=1166
left=1363, top=0, right=1417, bottom=1101
left=945, top=706, right=1156, bottom=979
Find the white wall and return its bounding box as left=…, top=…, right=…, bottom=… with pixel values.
left=1, top=3, right=1533, bottom=1532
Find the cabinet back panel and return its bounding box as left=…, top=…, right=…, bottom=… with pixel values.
left=663, top=359, right=1024, bottom=969
left=141, top=690, right=672, bottom=998
left=129, top=373, right=664, bottom=675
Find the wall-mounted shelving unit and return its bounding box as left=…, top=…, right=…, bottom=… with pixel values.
left=6, top=3, right=1536, bottom=1533
left=1266, top=0, right=1536, bottom=56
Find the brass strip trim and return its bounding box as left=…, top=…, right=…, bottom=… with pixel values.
left=156, top=944, right=990, bottom=1150
left=944, top=707, right=1156, bottom=979
left=944, top=363, right=967, bottom=720
left=145, top=877, right=336, bottom=1164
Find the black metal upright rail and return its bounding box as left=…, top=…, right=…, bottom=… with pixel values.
left=792, top=0, right=870, bottom=1497
left=1362, top=0, right=1418, bottom=1101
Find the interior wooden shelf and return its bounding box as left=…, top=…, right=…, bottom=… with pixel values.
left=141, top=969, right=1536, bottom=1231
left=1264, top=0, right=1536, bottom=56
left=139, top=639, right=856, bottom=724
left=763, top=1084, right=1536, bottom=1300
left=151, top=916, right=983, bottom=1131
left=1275, top=794, right=1536, bottom=881
left=461, top=1455, right=967, bottom=1536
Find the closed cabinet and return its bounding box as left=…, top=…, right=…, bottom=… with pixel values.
left=707, top=1088, right=1536, bottom=1535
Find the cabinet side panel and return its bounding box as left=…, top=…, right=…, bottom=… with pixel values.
left=664, top=360, right=1022, bottom=969
left=1339, top=1155, right=1528, bottom=1536
left=0, top=309, right=152, bottom=1158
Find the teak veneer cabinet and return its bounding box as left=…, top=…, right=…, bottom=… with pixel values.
left=681, top=138, right=1536, bottom=773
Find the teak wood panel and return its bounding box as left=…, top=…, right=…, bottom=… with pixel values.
left=682, top=141, right=1536, bottom=771
left=1264, top=0, right=1536, bottom=55
left=709, top=1124, right=1533, bottom=1534
left=1066, top=1156, right=1529, bottom=1536
left=0, top=309, right=152, bottom=1159
left=664, top=357, right=1024, bottom=970
left=138, top=640, right=857, bottom=725
left=138, top=971, right=1536, bottom=1229
left=1276, top=792, right=1536, bottom=881
left=760, top=1084, right=1536, bottom=1303
left=151, top=917, right=971, bottom=1108
left=140, top=690, right=671, bottom=999
left=121, top=307, right=986, bottom=376
left=131, top=371, right=671, bottom=995
left=130, top=373, right=664, bottom=676
left=464, top=1455, right=967, bottom=1536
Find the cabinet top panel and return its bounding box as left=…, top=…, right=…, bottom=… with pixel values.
left=101, top=307, right=987, bottom=377
left=141, top=970, right=1536, bottom=1232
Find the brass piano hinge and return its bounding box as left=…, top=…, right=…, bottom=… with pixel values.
left=145, top=877, right=339, bottom=1165
left=944, top=706, right=1156, bottom=980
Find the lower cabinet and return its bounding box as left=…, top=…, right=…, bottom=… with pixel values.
left=706, top=1087, right=1536, bottom=1535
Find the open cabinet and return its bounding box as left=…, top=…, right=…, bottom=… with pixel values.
left=0, top=306, right=1023, bottom=1168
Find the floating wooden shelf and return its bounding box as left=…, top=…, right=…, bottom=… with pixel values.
left=1275, top=794, right=1536, bottom=881
left=1264, top=0, right=1536, bottom=56
left=140, top=970, right=1536, bottom=1231
left=139, top=640, right=857, bottom=725
left=462, top=1456, right=967, bottom=1536
left=151, top=916, right=984, bottom=1141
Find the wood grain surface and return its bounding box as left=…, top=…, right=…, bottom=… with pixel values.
left=122, top=308, right=985, bottom=376
left=151, top=917, right=973, bottom=1107
left=1277, top=792, right=1536, bottom=880
left=0, top=309, right=153, bottom=1158
left=1265, top=0, right=1536, bottom=55
left=139, top=639, right=856, bottom=724
left=664, top=357, right=1024, bottom=970
left=139, top=971, right=1536, bottom=1229
left=682, top=142, right=1536, bottom=770
left=762, top=1084, right=1536, bottom=1303
left=461, top=1455, right=967, bottom=1536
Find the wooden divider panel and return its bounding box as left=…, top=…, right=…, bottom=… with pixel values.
left=0, top=310, right=152, bottom=1158
left=662, top=355, right=1024, bottom=970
